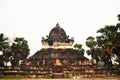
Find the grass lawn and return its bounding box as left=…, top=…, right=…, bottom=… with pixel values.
left=0, top=76, right=23, bottom=80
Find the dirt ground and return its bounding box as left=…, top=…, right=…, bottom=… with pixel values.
left=21, top=77, right=119, bottom=80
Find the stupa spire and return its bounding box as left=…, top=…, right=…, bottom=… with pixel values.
left=56, top=23, right=60, bottom=28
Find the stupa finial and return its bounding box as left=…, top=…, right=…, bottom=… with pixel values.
left=56, top=23, right=60, bottom=27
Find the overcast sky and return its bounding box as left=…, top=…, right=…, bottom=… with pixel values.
left=0, top=0, right=120, bottom=57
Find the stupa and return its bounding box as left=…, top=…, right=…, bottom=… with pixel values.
left=22, top=23, right=89, bottom=78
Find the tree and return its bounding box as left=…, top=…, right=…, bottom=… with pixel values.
left=0, top=33, right=9, bottom=51
left=0, top=33, right=10, bottom=67
left=96, top=26, right=116, bottom=68
left=96, top=15, right=120, bottom=68
left=11, top=37, right=30, bottom=68
left=112, top=17, right=120, bottom=68
left=74, top=43, right=85, bottom=55
left=86, top=36, right=101, bottom=64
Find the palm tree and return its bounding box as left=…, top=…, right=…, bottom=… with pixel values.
left=74, top=43, right=85, bottom=55
left=96, top=25, right=118, bottom=68
left=96, top=15, right=120, bottom=68
left=0, top=33, right=10, bottom=67
left=0, top=33, right=9, bottom=50
left=11, top=37, right=30, bottom=68
left=86, top=36, right=100, bottom=64
left=112, top=18, right=120, bottom=68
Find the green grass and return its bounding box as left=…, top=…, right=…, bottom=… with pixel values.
left=0, top=75, right=23, bottom=80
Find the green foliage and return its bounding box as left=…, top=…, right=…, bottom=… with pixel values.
left=0, top=75, right=23, bottom=80
left=74, top=43, right=85, bottom=55
left=86, top=36, right=97, bottom=49
left=0, top=33, right=30, bottom=68
left=11, top=37, right=30, bottom=67
left=85, top=14, right=120, bottom=68
left=86, top=36, right=101, bottom=64
left=44, top=74, right=51, bottom=78
left=0, top=33, right=10, bottom=67
left=11, top=37, right=30, bottom=58
left=94, top=14, right=120, bottom=68
left=0, top=33, right=9, bottom=51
